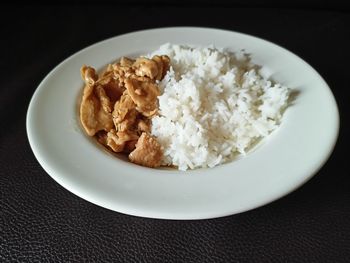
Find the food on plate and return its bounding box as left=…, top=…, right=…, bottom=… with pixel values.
left=129, top=132, right=163, bottom=168
left=80, top=55, right=170, bottom=168
left=80, top=44, right=290, bottom=170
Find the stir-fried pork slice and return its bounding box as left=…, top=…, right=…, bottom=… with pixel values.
left=133, top=57, right=159, bottom=79
left=132, top=55, right=170, bottom=80
left=129, top=132, right=162, bottom=168
left=81, top=65, right=98, bottom=86
left=106, top=129, right=139, bottom=153
left=80, top=67, right=114, bottom=136
left=120, top=57, right=135, bottom=67
left=125, top=78, right=159, bottom=117
left=112, top=91, right=139, bottom=132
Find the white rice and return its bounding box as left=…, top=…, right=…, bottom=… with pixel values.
left=149, top=44, right=290, bottom=171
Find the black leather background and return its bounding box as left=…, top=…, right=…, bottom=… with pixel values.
left=1, top=5, right=350, bottom=263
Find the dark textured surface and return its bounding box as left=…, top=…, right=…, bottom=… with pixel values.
left=1, top=5, right=350, bottom=263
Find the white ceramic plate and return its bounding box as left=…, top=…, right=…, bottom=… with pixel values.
left=26, top=27, right=339, bottom=220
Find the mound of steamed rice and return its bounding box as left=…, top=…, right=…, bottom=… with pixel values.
left=149, top=44, right=290, bottom=171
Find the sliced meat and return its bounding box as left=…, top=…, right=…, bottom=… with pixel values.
left=129, top=132, right=162, bottom=168
left=112, top=91, right=139, bottom=132
left=125, top=78, right=159, bottom=117
left=80, top=72, right=114, bottom=136
left=106, top=129, right=139, bottom=153
left=133, top=57, right=159, bottom=79
left=106, top=129, right=125, bottom=152
left=81, top=65, right=98, bottom=86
